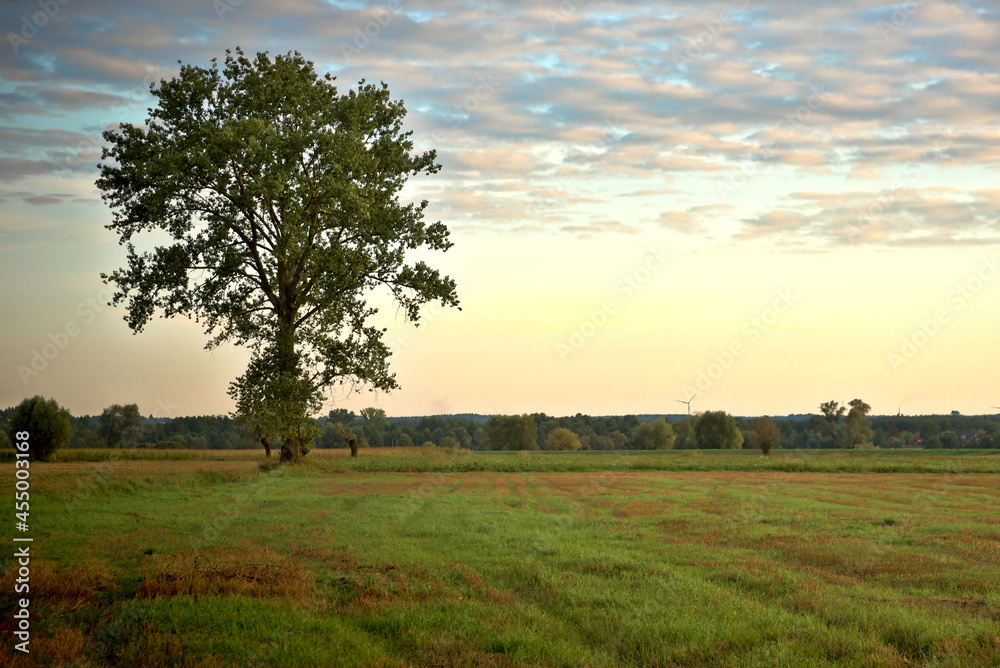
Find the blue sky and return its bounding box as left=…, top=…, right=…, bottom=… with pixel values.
left=1, top=0, right=999, bottom=418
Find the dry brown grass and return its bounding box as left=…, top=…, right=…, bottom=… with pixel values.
left=0, top=559, right=118, bottom=667
left=137, top=548, right=315, bottom=603
left=0, top=557, right=115, bottom=604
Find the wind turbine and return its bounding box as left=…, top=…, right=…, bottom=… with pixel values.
left=676, top=393, right=696, bottom=415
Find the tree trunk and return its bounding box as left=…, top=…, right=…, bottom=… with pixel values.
left=274, top=318, right=303, bottom=465
left=348, top=436, right=358, bottom=458
left=280, top=436, right=302, bottom=463
left=260, top=437, right=272, bottom=458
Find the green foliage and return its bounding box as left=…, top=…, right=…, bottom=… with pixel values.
left=672, top=415, right=700, bottom=449
left=939, top=430, right=961, bottom=449
left=328, top=409, right=357, bottom=425
left=99, top=403, right=143, bottom=448
left=845, top=398, right=873, bottom=448
left=97, top=47, right=458, bottom=462
left=0, top=429, right=10, bottom=451
left=819, top=400, right=846, bottom=422
left=485, top=415, right=538, bottom=450
left=439, top=435, right=459, bottom=449
left=586, top=433, right=617, bottom=450
left=229, top=339, right=322, bottom=460
left=749, top=416, right=781, bottom=455
left=545, top=427, right=582, bottom=451
left=629, top=418, right=676, bottom=450
left=359, top=407, right=388, bottom=428
left=694, top=411, right=743, bottom=449
left=8, top=395, right=73, bottom=461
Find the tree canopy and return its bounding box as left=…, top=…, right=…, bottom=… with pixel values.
left=8, top=396, right=73, bottom=461
left=485, top=415, right=538, bottom=451
left=694, top=411, right=744, bottom=449
left=845, top=399, right=873, bottom=448
left=98, top=403, right=143, bottom=448
left=629, top=418, right=676, bottom=450
left=96, top=48, right=458, bottom=461
left=749, top=416, right=780, bottom=455
left=545, top=427, right=583, bottom=451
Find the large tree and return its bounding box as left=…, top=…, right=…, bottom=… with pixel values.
left=98, top=403, right=143, bottom=448
left=97, top=48, right=458, bottom=462
left=818, top=400, right=846, bottom=447
left=749, top=416, right=780, bottom=455
left=845, top=398, right=873, bottom=448
left=8, top=396, right=73, bottom=461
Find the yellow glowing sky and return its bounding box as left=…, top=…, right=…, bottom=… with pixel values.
left=3, top=209, right=998, bottom=417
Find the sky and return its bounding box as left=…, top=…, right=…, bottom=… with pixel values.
left=1, top=0, right=999, bottom=419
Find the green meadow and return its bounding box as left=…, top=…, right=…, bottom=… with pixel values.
left=2, top=448, right=999, bottom=666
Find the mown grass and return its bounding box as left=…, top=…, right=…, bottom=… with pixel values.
left=1, top=452, right=998, bottom=666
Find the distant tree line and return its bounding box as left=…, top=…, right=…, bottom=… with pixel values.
left=4, top=396, right=1000, bottom=461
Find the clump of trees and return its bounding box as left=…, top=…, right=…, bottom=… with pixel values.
left=485, top=415, right=538, bottom=451
left=6, top=395, right=997, bottom=456
left=629, top=418, right=676, bottom=450
left=814, top=399, right=873, bottom=448
left=695, top=411, right=744, bottom=449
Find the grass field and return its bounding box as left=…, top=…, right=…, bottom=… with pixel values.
left=2, top=449, right=999, bottom=666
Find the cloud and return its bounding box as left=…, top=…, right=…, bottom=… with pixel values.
left=0, top=126, right=94, bottom=152
left=657, top=204, right=734, bottom=234
left=736, top=189, right=1000, bottom=247
left=23, top=194, right=73, bottom=205
left=560, top=218, right=639, bottom=239
left=0, top=0, right=998, bottom=242
left=0, top=157, right=61, bottom=181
